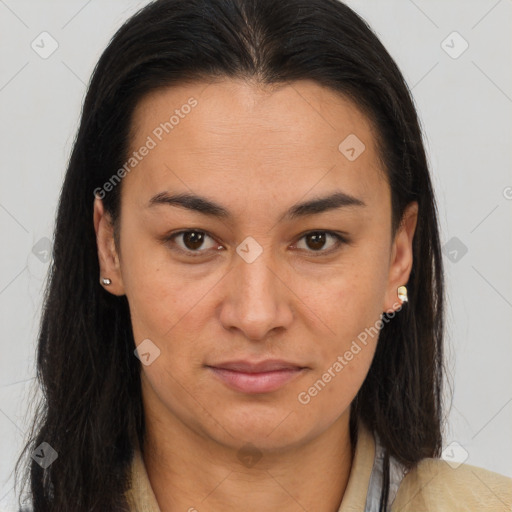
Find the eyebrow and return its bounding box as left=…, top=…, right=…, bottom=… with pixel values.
left=148, top=190, right=366, bottom=222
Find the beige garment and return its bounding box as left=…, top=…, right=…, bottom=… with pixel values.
left=125, top=424, right=512, bottom=511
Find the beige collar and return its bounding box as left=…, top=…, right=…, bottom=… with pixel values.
left=125, top=422, right=376, bottom=511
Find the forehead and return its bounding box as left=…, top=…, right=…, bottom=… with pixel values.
left=125, top=78, right=388, bottom=217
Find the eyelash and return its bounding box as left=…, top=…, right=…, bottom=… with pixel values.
left=163, top=229, right=349, bottom=258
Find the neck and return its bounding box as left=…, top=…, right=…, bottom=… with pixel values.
left=142, top=408, right=354, bottom=512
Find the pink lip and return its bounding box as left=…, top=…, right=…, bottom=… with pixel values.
left=206, top=360, right=307, bottom=394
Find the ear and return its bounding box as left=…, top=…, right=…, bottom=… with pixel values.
left=383, top=201, right=418, bottom=313
left=93, top=196, right=126, bottom=296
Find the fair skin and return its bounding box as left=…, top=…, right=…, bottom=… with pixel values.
left=94, top=78, right=417, bottom=512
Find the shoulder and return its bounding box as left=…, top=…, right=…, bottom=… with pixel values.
left=392, top=457, right=512, bottom=512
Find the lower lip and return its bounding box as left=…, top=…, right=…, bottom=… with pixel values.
left=207, top=367, right=305, bottom=394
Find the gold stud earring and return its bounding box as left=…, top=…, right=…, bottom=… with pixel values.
left=397, top=285, right=408, bottom=303
left=101, top=277, right=112, bottom=286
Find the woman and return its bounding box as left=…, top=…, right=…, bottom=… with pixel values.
left=15, top=0, right=512, bottom=510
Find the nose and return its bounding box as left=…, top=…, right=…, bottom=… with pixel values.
left=218, top=244, right=294, bottom=341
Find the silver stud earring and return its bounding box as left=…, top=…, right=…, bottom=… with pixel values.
left=101, top=277, right=112, bottom=286
left=397, top=285, right=408, bottom=303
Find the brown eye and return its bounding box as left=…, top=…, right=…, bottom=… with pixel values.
left=182, top=231, right=206, bottom=250
left=168, top=230, right=221, bottom=255
left=305, top=232, right=327, bottom=250
left=295, top=231, right=346, bottom=254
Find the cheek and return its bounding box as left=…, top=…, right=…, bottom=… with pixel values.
left=119, top=239, right=218, bottom=389
left=293, top=250, right=387, bottom=399
left=301, top=253, right=388, bottom=351
left=295, top=323, right=378, bottom=424
left=119, top=235, right=202, bottom=339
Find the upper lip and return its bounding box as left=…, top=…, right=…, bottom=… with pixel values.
left=207, top=359, right=306, bottom=373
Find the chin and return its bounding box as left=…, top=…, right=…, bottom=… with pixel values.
left=208, top=404, right=310, bottom=449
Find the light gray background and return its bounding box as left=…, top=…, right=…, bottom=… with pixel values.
left=1, top=0, right=511, bottom=509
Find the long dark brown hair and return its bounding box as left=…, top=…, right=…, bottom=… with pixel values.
left=15, top=0, right=446, bottom=510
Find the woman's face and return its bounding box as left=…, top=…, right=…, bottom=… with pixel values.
left=95, top=78, right=417, bottom=452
